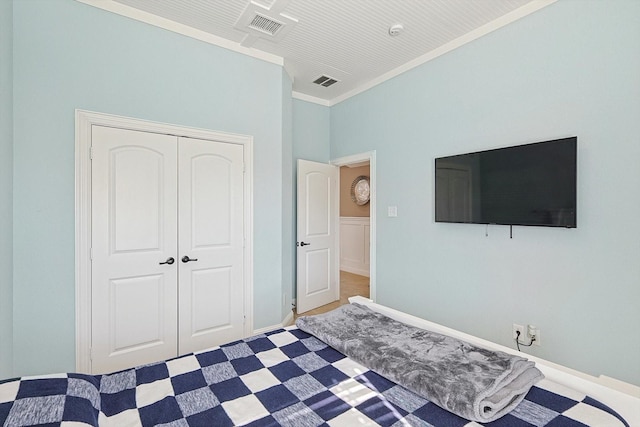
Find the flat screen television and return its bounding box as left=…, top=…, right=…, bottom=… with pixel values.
left=435, top=137, right=577, bottom=228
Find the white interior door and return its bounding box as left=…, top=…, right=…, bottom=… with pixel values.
left=91, top=126, right=178, bottom=373
left=296, top=159, right=339, bottom=314
left=178, top=137, right=245, bottom=354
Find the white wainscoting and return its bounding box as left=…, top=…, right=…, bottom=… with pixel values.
left=340, top=217, right=370, bottom=277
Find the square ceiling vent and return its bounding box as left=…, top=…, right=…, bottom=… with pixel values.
left=235, top=1, right=298, bottom=47
left=313, top=75, right=339, bottom=87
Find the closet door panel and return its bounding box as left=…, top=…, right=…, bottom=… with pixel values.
left=178, top=137, right=244, bottom=355
left=190, top=267, right=232, bottom=334
left=91, top=125, right=178, bottom=374
left=191, top=157, right=232, bottom=247
left=110, top=274, right=166, bottom=350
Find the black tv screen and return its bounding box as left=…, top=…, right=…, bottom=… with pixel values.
left=435, top=137, right=577, bottom=228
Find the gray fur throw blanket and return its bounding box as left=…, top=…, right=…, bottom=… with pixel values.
left=296, top=303, right=544, bottom=423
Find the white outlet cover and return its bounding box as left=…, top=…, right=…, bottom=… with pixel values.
left=388, top=206, right=397, bottom=217
left=531, top=328, right=541, bottom=346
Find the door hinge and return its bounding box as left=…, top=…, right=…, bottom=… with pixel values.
left=90, top=146, right=94, bottom=160
left=90, top=247, right=93, bottom=260
left=89, top=347, right=93, bottom=362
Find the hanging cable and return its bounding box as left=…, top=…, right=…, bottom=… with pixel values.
left=515, top=330, right=536, bottom=352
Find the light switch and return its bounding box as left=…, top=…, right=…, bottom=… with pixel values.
left=388, top=206, right=397, bottom=217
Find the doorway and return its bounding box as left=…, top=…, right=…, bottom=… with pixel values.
left=338, top=163, right=371, bottom=300
left=331, top=150, right=377, bottom=302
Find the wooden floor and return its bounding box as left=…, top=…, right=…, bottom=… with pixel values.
left=293, top=271, right=369, bottom=321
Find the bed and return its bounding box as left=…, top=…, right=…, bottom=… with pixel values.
left=1, top=298, right=638, bottom=427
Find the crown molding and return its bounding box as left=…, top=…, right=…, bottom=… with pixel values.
left=292, top=91, right=331, bottom=107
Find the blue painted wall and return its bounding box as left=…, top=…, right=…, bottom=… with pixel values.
left=331, top=0, right=640, bottom=385
left=293, top=99, right=330, bottom=163
left=0, top=0, right=14, bottom=378
left=11, top=0, right=288, bottom=376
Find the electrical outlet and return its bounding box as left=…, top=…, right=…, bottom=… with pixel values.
left=514, top=323, right=541, bottom=346
left=528, top=324, right=541, bottom=346
left=512, top=323, right=525, bottom=340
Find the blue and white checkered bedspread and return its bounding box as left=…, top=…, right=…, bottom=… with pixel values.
left=0, top=327, right=629, bottom=426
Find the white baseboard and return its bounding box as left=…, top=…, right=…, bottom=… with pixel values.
left=281, top=310, right=294, bottom=327
left=252, top=310, right=294, bottom=335
left=340, top=266, right=370, bottom=277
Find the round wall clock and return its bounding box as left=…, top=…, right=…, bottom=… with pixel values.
left=350, top=176, right=370, bottom=205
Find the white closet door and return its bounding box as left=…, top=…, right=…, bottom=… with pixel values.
left=91, top=126, right=178, bottom=374
left=178, top=137, right=244, bottom=354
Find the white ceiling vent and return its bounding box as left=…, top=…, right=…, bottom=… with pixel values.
left=235, top=1, right=298, bottom=47
left=248, top=14, right=284, bottom=36
left=313, top=75, right=339, bottom=88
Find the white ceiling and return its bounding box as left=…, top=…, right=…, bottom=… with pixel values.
left=88, top=0, right=555, bottom=105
